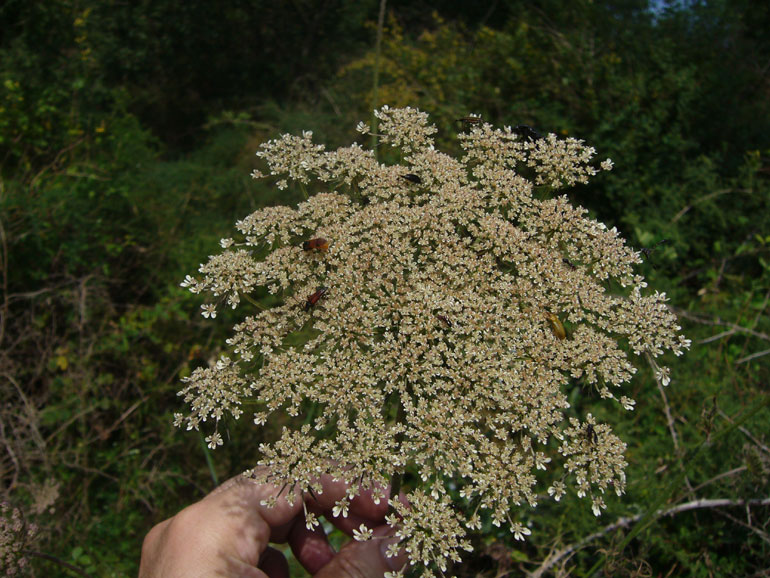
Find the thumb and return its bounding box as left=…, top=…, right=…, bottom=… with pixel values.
left=314, top=525, right=407, bottom=578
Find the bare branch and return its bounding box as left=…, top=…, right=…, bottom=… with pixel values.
left=736, top=348, right=770, bottom=365
left=0, top=204, right=8, bottom=348
left=646, top=352, right=694, bottom=496
left=528, top=498, right=770, bottom=577
left=670, top=306, right=770, bottom=342
left=751, top=290, right=770, bottom=330
left=698, top=329, right=735, bottom=345
left=719, top=409, right=770, bottom=455
left=716, top=508, right=770, bottom=546
left=25, top=550, right=92, bottom=578
left=3, top=372, right=46, bottom=453
left=670, top=188, right=754, bottom=223
left=690, top=466, right=747, bottom=494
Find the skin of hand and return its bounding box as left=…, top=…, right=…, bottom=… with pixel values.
left=139, top=472, right=407, bottom=578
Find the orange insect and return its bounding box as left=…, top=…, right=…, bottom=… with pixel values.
left=304, top=287, right=328, bottom=312
left=302, top=237, right=329, bottom=252
left=544, top=310, right=566, bottom=340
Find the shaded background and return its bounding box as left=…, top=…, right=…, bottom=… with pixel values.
left=1, top=0, right=768, bottom=575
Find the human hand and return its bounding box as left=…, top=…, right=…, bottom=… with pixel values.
left=139, top=472, right=406, bottom=577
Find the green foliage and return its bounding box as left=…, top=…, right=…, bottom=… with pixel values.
left=1, top=102, right=277, bottom=575
left=333, top=1, right=770, bottom=265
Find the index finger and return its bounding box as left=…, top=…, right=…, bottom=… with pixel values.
left=208, top=472, right=304, bottom=529
left=304, top=474, right=391, bottom=522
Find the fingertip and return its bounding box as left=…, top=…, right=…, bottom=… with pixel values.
left=313, top=524, right=407, bottom=578
left=289, top=516, right=336, bottom=574
left=258, top=546, right=290, bottom=578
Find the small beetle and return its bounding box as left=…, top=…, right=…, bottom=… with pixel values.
left=304, top=286, right=328, bottom=312
left=562, top=257, right=577, bottom=270
left=302, top=238, right=329, bottom=252
left=436, top=314, right=452, bottom=327
left=400, top=173, right=422, bottom=185
left=585, top=423, right=599, bottom=445
left=544, top=310, right=566, bottom=340
left=513, top=124, right=543, bottom=141
left=456, top=115, right=482, bottom=129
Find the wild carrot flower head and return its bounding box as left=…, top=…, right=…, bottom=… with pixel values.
left=176, top=106, right=690, bottom=576
left=0, top=502, right=37, bottom=576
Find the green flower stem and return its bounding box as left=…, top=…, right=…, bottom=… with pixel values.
left=242, top=294, right=265, bottom=310
left=388, top=393, right=406, bottom=513
left=199, top=432, right=219, bottom=486
left=370, top=0, right=387, bottom=157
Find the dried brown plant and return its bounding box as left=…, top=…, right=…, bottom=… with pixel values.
left=0, top=501, right=37, bottom=576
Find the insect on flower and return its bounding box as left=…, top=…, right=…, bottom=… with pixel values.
left=302, top=237, right=329, bottom=252
left=436, top=314, right=452, bottom=327
left=544, top=310, right=567, bottom=340
left=400, top=173, right=422, bottom=185
left=585, top=423, right=599, bottom=445
left=304, top=286, right=328, bottom=312
left=640, top=239, right=669, bottom=270
left=562, top=257, right=577, bottom=270
left=513, top=124, right=543, bottom=141
left=640, top=239, right=668, bottom=259
left=456, top=115, right=482, bottom=129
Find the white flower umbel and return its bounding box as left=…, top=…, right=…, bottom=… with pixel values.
left=177, top=107, right=689, bottom=576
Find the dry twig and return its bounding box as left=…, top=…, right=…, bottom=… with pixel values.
left=718, top=409, right=770, bottom=456
left=669, top=306, right=770, bottom=342
left=528, top=497, right=770, bottom=577
left=670, top=188, right=754, bottom=223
